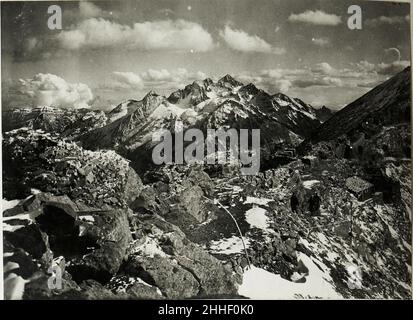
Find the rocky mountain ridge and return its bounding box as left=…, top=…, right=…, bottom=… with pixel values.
left=79, top=75, right=323, bottom=173
left=2, top=69, right=411, bottom=299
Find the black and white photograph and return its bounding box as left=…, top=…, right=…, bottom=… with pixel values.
left=1, top=0, right=412, bottom=301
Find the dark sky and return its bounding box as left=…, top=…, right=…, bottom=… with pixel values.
left=1, top=0, right=411, bottom=110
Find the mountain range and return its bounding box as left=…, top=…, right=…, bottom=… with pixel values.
left=80, top=75, right=325, bottom=172
left=2, top=68, right=410, bottom=175
left=2, top=67, right=411, bottom=300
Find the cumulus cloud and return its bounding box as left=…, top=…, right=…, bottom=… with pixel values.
left=237, top=74, right=262, bottom=84
left=57, top=30, right=86, bottom=50
left=79, top=2, right=103, bottom=18
left=288, top=10, right=341, bottom=26
left=102, top=68, right=207, bottom=91
left=293, top=77, right=343, bottom=88
left=25, top=37, right=40, bottom=52
left=56, top=18, right=214, bottom=52
left=272, top=79, right=292, bottom=92
left=311, top=37, right=330, bottom=47
left=247, top=62, right=383, bottom=91
left=111, top=72, right=144, bottom=89
left=355, top=60, right=376, bottom=73
left=365, top=15, right=410, bottom=27
left=237, top=69, right=293, bottom=93
left=16, top=73, right=93, bottom=108
left=353, top=47, right=409, bottom=76
left=141, top=68, right=206, bottom=84
left=141, top=69, right=174, bottom=82
left=376, top=60, right=410, bottom=75
left=308, top=60, right=408, bottom=87
left=236, top=57, right=408, bottom=107
left=260, top=69, right=283, bottom=79
left=311, top=62, right=335, bottom=75
left=219, top=25, right=285, bottom=54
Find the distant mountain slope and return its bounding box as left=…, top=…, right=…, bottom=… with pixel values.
left=1, top=106, right=108, bottom=137
left=307, top=67, right=411, bottom=144
left=107, top=99, right=139, bottom=123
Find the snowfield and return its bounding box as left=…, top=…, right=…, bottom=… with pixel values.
left=239, top=252, right=342, bottom=299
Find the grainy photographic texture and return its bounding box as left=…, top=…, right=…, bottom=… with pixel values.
left=1, top=0, right=411, bottom=300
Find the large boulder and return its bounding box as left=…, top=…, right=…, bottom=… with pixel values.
left=177, top=185, right=206, bottom=223
left=182, top=168, right=214, bottom=196
left=124, top=255, right=200, bottom=299
left=3, top=193, right=132, bottom=298
left=2, top=128, right=143, bottom=207
left=135, top=166, right=214, bottom=224
left=121, top=214, right=240, bottom=298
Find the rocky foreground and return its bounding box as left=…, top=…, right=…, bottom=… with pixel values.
left=2, top=129, right=240, bottom=299
left=2, top=68, right=411, bottom=299
left=2, top=125, right=411, bottom=299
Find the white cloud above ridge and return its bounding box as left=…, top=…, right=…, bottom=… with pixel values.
left=238, top=56, right=409, bottom=94
left=102, top=68, right=207, bottom=91
left=293, top=76, right=344, bottom=88
left=365, top=15, right=410, bottom=27
left=141, top=68, right=206, bottom=83
left=311, top=62, right=335, bottom=75
left=219, top=25, right=285, bottom=54
left=16, top=73, right=93, bottom=108
left=288, top=10, right=341, bottom=26
left=376, top=60, right=410, bottom=75
left=56, top=18, right=214, bottom=52
left=11, top=60, right=407, bottom=110
left=101, top=57, right=409, bottom=95
left=79, top=2, right=103, bottom=18
left=111, top=72, right=144, bottom=89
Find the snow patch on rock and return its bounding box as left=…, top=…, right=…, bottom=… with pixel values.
left=209, top=236, right=250, bottom=255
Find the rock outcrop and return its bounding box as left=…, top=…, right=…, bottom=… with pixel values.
left=2, top=128, right=143, bottom=207
left=124, top=214, right=240, bottom=298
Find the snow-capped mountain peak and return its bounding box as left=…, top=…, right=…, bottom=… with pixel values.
left=217, top=74, right=243, bottom=88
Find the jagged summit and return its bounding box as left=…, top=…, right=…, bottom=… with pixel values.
left=77, top=71, right=326, bottom=174
left=218, top=74, right=243, bottom=87
left=144, top=90, right=158, bottom=97
left=167, top=80, right=209, bottom=105
left=239, top=83, right=261, bottom=96
left=142, top=90, right=162, bottom=104
left=273, top=92, right=290, bottom=100
left=191, top=78, right=214, bottom=88
left=203, top=77, right=214, bottom=86
left=106, top=92, right=164, bottom=124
